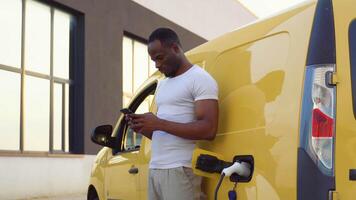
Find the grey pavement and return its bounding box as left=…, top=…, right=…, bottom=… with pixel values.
left=25, top=194, right=86, bottom=200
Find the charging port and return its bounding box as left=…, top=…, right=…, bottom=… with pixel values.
left=195, top=154, right=254, bottom=183
left=230, top=155, right=254, bottom=182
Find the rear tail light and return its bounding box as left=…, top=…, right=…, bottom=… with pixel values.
left=300, top=64, right=336, bottom=175
left=298, top=1, right=336, bottom=197
left=312, top=108, right=333, bottom=138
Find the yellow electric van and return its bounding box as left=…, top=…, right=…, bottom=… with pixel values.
left=88, top=0, right=356, bottom=199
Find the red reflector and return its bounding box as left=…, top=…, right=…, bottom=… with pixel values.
left=312, top=108, right=333, bottom=137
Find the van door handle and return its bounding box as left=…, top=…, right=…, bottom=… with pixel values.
left=129, top=167, right=139, bottom=174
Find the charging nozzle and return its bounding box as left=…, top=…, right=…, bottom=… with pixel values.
left=222, top=161, right=251, bottom=177
left=215, top=161, right=251, bottom=200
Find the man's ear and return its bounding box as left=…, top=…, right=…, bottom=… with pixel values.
left=171, top=43, right=181, bottom=54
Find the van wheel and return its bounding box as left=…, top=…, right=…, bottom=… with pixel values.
left=87, top=186, right=99, bottom=200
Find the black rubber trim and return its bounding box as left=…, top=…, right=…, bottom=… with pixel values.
left=349, top=169, right=356, bottom=181
left=348, top=20, right=356, bottom=119
left=230, top=155, right=254, bottom=183
left=195, top=154, right=231, bottom=173
left=306, top=0, right=336, bottom=65
left=297, top=148, right=335, bottom=200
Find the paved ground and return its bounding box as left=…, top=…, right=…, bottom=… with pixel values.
left=26, top=194, right=86, bottom=200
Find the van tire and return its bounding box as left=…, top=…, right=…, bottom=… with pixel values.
left=87, top=186, right=99, bottom=200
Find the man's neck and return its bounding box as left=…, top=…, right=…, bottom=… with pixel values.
left=173, top=61, right=193, bottom=77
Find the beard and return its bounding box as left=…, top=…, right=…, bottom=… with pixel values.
left=164, top=66, right=179, bottom=78
left=164, top=57, right=181, bottom=78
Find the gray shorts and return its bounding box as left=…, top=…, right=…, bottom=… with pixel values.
left=148, top=167, right=204, bottom=200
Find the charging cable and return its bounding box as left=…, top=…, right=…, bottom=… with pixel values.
left=214, top=162, right=251, bottom=200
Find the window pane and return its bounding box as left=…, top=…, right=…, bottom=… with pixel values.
left=149, top=59, right=157, bottom=76
left=136, top=99, right=150, bottom=114
left=0, top=70, right=20, bottom=150
left=135, top=133, right=142, bottom=147
left=25, top=0, right=50, bottom=74
left=65, top=84, right=69, bottom=152
left=24, top=76, right=49, bottom=151
left=53, top=10, right=70, bottom=79
left=123, top=37, right=133, bottom=94
left=133, top=41, right=148, bottom=93
left=53, top=83, right=63, bottom=150
left=123, top=95, right=131, bottom=108
left=0, top=0, right=22, bottom=68
left=124, top=128, right=135, bottom=150
left=123, top=94, right=153, bottom=151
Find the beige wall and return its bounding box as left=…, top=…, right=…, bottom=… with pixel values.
left=53, top=0, right=206, bottom=155
left=0, top=1, right=206, bottom=199
left=131, top=0, right=257, bottom=40
left=0, top=155, right=96, bottom=199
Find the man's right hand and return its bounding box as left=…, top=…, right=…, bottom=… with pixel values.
left=127, top=113, right=154, bottom=139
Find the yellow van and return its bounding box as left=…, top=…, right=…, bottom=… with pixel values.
left=87, top=0, right=356, bottom=199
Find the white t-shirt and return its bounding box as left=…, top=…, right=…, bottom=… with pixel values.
left=150, top=65, right=218, bottom=169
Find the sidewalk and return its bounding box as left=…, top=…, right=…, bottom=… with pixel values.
left=27, top=194, right=86, bottom=200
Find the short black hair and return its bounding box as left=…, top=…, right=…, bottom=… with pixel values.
left=148, top=28, right=181, bottom=47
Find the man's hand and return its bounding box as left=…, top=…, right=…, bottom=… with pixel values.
left=127, top=112, right=160, bottom=139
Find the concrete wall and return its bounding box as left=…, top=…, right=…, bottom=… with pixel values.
left=131, top=0, right=257, bottom=40
left=0, top=155, right=95, bottom=199
left=0, top=1, right=205, bottom=199
left=53, top=0, right=206, bottom=155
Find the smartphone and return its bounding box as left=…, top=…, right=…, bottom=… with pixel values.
left=120, top=108, right=133, bottom=115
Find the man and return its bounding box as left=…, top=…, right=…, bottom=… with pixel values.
left=128, top=28, right=219, bottom=200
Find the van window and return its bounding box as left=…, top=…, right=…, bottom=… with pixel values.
left=349, top=20, right=356, bottom=118
left=124, top=94, right=154, bottom=151
left=111, top=82, right=157, bottom=154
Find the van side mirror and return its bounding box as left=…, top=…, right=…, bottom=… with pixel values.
left=91, top=125, right=117, bottom=148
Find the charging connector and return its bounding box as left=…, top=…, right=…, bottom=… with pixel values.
left=222, top=161, right=251, bottom=177
left=214, top=161, right=251, bottom=200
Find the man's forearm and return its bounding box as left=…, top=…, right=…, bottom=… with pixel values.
left=156, top=119, right=216, bottom=140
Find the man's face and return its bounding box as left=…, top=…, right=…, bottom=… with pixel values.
left=148, top=40, right=181, bottom=78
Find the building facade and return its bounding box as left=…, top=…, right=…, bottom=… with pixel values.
left=0, top=0, right=255, bottom=199
left=0, top=0, right=205, bottom=199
